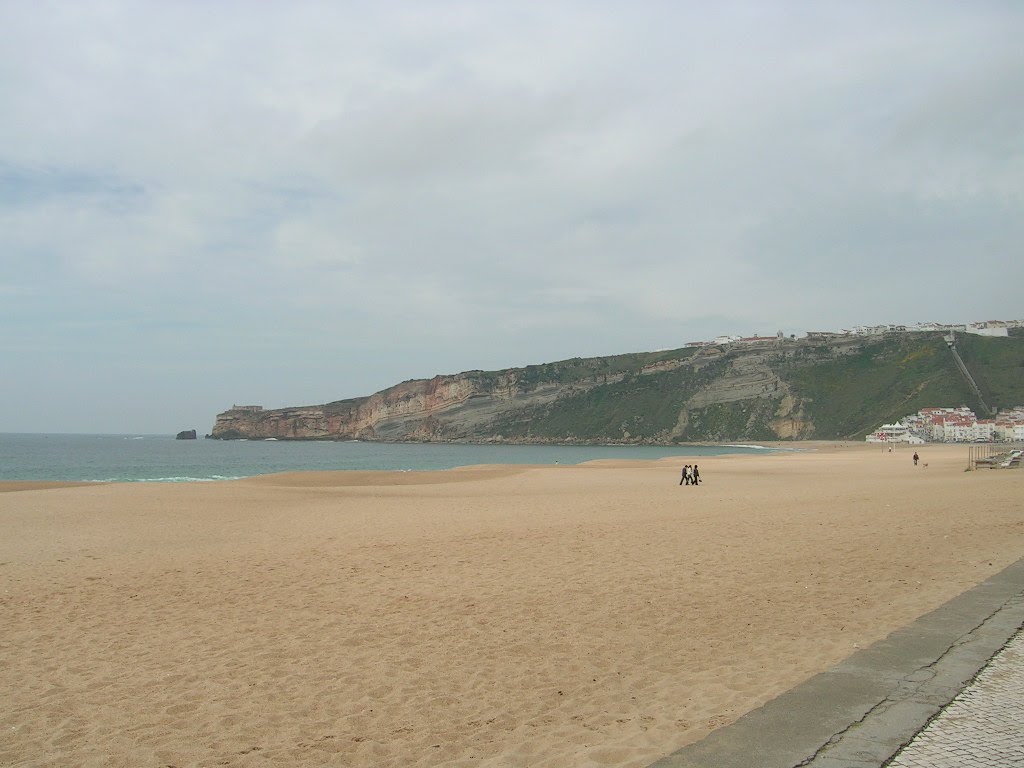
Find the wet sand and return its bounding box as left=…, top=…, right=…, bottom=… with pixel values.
left=1, top=443, right=1021, bottom=767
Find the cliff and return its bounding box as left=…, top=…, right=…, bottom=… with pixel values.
left=211, top=332, right=1024, bottom=442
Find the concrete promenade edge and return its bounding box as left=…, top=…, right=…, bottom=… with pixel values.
left=648, top=556, right=1024, bottom=768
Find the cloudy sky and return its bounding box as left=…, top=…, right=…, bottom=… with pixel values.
left=2, top=2, right=1022, bottom=434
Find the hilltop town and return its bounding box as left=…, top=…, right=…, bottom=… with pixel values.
left=684, top=319, right=1022, bottom=348
left=869, top=406, right=1024, bottom=445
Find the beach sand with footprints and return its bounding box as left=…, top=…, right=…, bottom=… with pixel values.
left=2, top=443, right=1021, bottom=767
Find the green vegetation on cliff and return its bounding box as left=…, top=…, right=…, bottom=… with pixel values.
left=781, top=334, right=1024, bottom=438
left=684, top=398, right=782, bottom=442
left=213, top=332, right=1024, bottom=442
left=469, top=347, right=700, bottom=390
left=490, top=354, right=721, bottom=441
left=490, top=333, right=1024, bottom=442
left=955, top=333, right=1024, bottom=409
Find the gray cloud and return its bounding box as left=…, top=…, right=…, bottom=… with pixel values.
left=1, top=1, right=1022, bottom=432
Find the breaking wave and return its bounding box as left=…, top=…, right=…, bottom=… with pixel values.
left=89, top=475, right=245, bottom=483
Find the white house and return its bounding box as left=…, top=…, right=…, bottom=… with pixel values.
left=966, top=325, right=1009, bottom=337
left=942, top=417, right=976, bottom=442
left=866, top=422, right=923, bottom=443
left=973, top=420, right=996, bottom=442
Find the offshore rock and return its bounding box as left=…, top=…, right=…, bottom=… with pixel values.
left=175, top=430, right=197, bottom=440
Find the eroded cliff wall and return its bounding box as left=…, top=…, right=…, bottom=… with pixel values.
left=211, top=341, right=817, bottom=442
left=211, top=332, right=1023, bottom=442
left=212, top=369, right=595, bottom=442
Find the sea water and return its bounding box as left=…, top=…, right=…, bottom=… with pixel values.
left=0, top=433, right=782, bottom=483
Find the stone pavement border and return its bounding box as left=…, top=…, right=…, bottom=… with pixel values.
left=648, top=557, right=1024, bottom=768
left=885, top=626, right=1024, bottom=767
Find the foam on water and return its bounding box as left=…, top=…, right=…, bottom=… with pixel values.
left=90, top=475, right=245, bottom=483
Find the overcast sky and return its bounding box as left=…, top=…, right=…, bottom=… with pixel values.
left=2, top=2, right=1022, bottom=434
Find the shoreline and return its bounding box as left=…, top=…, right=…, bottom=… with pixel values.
left=5, top=436, right=1014, bottom=487
left=0, top=480, right=107, bottom=493
left=0, top=439, right=809, bottom=486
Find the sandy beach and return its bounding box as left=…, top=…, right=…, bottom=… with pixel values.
left=1, top=443, right=1022, bottom=767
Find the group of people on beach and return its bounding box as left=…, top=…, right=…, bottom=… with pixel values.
left=679, top=464, right=700, bottom=486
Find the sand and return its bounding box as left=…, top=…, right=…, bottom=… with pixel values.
left=1, top=443, right=1021, bottom=767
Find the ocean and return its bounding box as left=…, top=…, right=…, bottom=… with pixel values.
left=0, top=433, right=782, bottom=483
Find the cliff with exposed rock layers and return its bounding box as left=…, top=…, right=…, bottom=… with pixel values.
left=211, top=331, right=1024, bottom=443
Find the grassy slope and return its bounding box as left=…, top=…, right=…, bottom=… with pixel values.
left=781, top=333, right=1024, bottom=438
left=492, top=333, right=1023, bottom=441
left=469, top=348, right=699, bottom=389
left=681, top=397, right=783, bottom=442
left=955, top=333, right=1024, bottom=412
left=489, top=352, right=717, bottom=441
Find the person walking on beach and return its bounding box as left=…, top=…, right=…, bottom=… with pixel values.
left=692, top=464, right=700, bottom=485
left=913, top=452, right=919, bottom=466
left=680, top=465, right=689, bottom=485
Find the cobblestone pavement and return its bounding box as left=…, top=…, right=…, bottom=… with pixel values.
left=886, top=626, right=1024, bottom=767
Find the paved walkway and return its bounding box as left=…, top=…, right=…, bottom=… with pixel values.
left=649, top=557, right=1024, bottom=768
left=886, top=627, right=1024, bottom=767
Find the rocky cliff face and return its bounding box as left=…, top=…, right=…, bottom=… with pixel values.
left=212, top=340, right=826, bottom=442
left=212, top=370, right=589, bottom=441
left=212, top=331, right=1017, bottom=442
